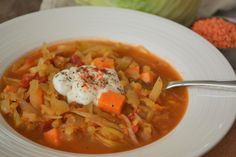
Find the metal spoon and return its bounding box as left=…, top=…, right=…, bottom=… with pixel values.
left=166, top=80, right=236, bottom=91
left=166, top=17, right=236, bottom=91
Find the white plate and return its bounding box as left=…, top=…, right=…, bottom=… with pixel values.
left=0, top=6, right=235, bottom=157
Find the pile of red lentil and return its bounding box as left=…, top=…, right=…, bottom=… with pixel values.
left=192, top=17, right=236, bottom=48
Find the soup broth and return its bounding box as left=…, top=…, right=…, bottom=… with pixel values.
left=0, top=40, right=188, bottom=153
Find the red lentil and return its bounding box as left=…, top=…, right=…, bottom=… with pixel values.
left=192, top=17, right=236, bottom=48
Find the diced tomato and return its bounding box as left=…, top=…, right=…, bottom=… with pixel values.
left=35, top=74, right=48, bottom=83
left=44, top=60, right=52, bottom=64
left=128, top=112, right=136, bottom=121
left=132, top=124, right=139, bottom=133
left=37, top=121, right=52, bottom=134
left=38, top=76, right=48, bottom=83
left=70, top=54, right=84, bottom=66
left=19, top=73, right=36, bottom=88
left=19, top=73, right=48, bottom=88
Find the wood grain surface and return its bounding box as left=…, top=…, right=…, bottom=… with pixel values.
left=0, top=0, right=235, bottom=156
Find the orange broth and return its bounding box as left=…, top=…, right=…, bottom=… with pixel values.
left=0, top=40, right=188, bottom=153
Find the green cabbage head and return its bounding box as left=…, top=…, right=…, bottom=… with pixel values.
left=75, top=0, right=200, bottom=26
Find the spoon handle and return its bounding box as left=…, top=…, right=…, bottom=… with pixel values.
left=166, top=80, right=236, bottom=91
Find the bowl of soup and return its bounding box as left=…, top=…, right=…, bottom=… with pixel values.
left=0, top=7, right=235, bottom=157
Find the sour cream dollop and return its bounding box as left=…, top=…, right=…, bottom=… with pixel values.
left=53, top=65, right=124, bottom=105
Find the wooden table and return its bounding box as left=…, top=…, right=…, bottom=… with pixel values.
left=0, top=0, right=235, bottom=156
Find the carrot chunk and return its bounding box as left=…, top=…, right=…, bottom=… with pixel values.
left=93, top=57, right=114, bottom=68
left=3, top=85, right=16, bottom=93
left=140, top=72, right=154, bottom=83
left=43, top=128, right=60, bottom=146
left=98, top=91, right=125, bottom=114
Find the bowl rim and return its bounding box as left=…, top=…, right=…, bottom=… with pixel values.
left=0, top=6, right=235, bottom=157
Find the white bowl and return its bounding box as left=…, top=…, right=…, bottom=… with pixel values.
left=0, top=7, right=235, bottom=157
